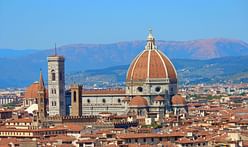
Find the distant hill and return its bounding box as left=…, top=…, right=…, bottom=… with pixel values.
left=0, top=38, right=248, bottom=88
left=66, top=55, right=248, bottom=87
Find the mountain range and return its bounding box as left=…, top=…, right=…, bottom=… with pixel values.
left=0, top=38, right=248, bottom=88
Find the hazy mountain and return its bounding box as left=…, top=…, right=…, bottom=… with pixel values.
left=0, top=38, right=248, bottom=88
left=66, top=55, right=248, bottom=87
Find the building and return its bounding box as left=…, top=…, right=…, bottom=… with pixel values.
left=69, top=30, right=179, bottom=119
left=47, top=54, right=66, bottom=116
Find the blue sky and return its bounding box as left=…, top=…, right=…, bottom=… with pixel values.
left=0, top=0, right=247, bottom=49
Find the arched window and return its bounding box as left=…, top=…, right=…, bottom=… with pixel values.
left=102, top=99, right=106, bottom=103
left=87, top=99, right=90, bottom=104
left=51, top=70, right=56, bottom=81
left=73, top=91, right=76, bottom=102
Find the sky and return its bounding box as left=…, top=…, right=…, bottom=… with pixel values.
left=0, top=0, right=247, bottom=49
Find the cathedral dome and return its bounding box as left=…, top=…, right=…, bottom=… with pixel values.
left=24, top=82, right=39, bottom=98
left=129, top=96, right=148, bottom=106
left=126, top=30, right=177, bottom=82
left=24, top=73, right=48, bottom=99
left=171, top=95, right=186, bottom=105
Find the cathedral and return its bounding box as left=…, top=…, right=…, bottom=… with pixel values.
left=68, top=30, right=186, bottom=119
left=24, top=30, right=187, bottom=122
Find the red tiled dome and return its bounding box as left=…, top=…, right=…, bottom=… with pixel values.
left=24, top=82, right=39, bottom=98
left=154, top=95, right=164, bottom=101
left=126, top=31, right=177, bottom=81
left=24, top=79, right=48, bottom=99
left=172, top=95, right=186, bottom=105
left=129, top=96, right=148, bottom=106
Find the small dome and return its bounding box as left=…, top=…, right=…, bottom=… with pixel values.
left=172, top=95, right=186, bottom=105
left=154, top=95, right=164, bottom=101
left=129, top=96, right=148, bottom=106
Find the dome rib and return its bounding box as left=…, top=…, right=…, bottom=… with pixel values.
left=154, top=49, right=168, bottom=78
left=157, top=50, right=177, bottom=79
left=147, top=50, right=151, bottom=79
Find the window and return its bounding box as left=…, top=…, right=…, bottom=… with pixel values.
left=51, top=70, right=56, bottom=81
left=102, top=99, right=106, bottom=103
left=87, top=99, right=90, bottom=104
left=137, top=87, right=143, bottom=92
left=155, top=86, right=161, bottom=92
left=73, top=91, right=77, bottom=102
left=118, top=99, right=121, bottom=103
left=52, top=101, right=57, bottom=106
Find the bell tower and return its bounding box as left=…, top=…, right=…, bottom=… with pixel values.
left=37, top=70, right=47, bottom=124
left=70, top=84, right=82, bottom=116
left=47, top=46, right=66, bottom=116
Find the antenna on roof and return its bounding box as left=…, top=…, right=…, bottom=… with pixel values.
left=54, top=43, right=57, bottom=56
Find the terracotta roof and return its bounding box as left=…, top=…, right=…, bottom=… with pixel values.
left=8, top=118, right=32, bottom=123
left=126, top=33, right=177, bottom=81
left=172, top=95, right=186, bottom=105
left=24, top=82, right=48, bottom=99
left=129, top=96, right=148, bottom=106
left=24, top=82, right=39, bottom=98
left=49, top=135, right=76, bottom=142
left=154, top=95, right=164, bottom=101
left=117, top=132, right=185, bottom=139
left=77, top=139, right=96, bottom=143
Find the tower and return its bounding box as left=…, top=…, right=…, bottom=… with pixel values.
left=37, top=70, right=47, bottom=124
left=70, top=84, right=82, bottom=116
left=47, top=50, right=66, bottom=116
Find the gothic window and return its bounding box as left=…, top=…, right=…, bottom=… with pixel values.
left=73, top=91, right=77, bottom=102
left=51, top=70, right=56, bottom=81
left=52, top=101, right=57, bottom=106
